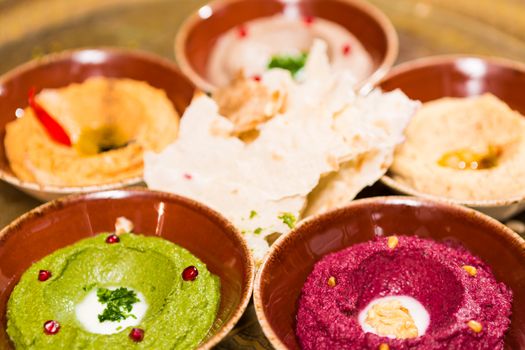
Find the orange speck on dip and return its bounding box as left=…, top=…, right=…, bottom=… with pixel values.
left=462, top=265, right=477, bottom=277
left=327, top=276, right=336, bottom=287
left=387, top=236, right=398, bottom=249
left=467, top=320, right=483, bottom=333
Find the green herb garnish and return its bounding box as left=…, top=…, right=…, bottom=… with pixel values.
left=278, top=212, right=297, bottom=229
left=249, top=210, right=258, bottom=219
left=267, top=53, right=308, bottom=77
left=82, top=283, right=97, bottom=292
left=254, top=227, right=263, bottom=235
left=97, top=287, right=140, bottom=323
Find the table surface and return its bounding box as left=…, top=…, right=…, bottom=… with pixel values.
left=0, top=0, right=524, bottom=348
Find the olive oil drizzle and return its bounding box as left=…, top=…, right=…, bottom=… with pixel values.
left=438, top=145, right=501, bottom=170
left=74, top=81, right=133, bottom=155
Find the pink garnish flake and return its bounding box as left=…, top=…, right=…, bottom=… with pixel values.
left=342, top=43, right=352, bottom=56
left=44, top=320, right=60, bottom=335
left=129, top=328, right=145, bottom=342
left=252, top=75, right=262, bottom=82
left=183, top=173, right=192, bottom=180
left=303, top=15, right=315, bottom=26
left=38, top=270, right=52, bottom=282
left=237, top=25, right=248, bottom=38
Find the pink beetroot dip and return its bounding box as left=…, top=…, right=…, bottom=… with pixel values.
left=296, top=236, right=512, bottom=350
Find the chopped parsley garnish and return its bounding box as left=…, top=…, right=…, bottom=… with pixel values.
left=249, top=210, right=258, bottom=219
left=97, top=287, right=140, bottom=323
left=82, top=283, right=96, bottom=292
left=267, top=53, right=308, bottom=77
left=254, top=227, right=263, bottom=235
left=278, top=212, right=297, bottom=229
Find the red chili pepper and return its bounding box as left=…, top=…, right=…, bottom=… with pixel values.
left=28, top=87, right=72, bottom=146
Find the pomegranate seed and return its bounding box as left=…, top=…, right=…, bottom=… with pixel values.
left=183, top=173, right=192, bottom=180
left=129, top=328, right=144, bottom=342
left=182, top=266, right=199, bottom=281
left=38, top=270, right=52, bottom=282
left=44, top=320, right=60, bottom=335
left=105, top=234, right=120, bottom=244
left=303, top=15, right=315, bottom=26
left=342, top=43, right=352, bottom=56
left=252, top=75, right=262, bottom=82
left=237, top=25, right=248, bottom=38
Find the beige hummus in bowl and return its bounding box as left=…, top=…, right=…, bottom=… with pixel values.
left=379, top=55, right=525, bottom=220
left=386, top=94, right=525, bottom=219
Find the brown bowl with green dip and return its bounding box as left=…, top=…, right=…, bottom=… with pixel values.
left=0, top=189, right=254, bottom=349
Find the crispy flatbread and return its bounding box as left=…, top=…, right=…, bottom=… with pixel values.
left=144, top=40, right=418, bottom=261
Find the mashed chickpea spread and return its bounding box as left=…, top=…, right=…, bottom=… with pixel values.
left=390, top=94, right=525, bottom=201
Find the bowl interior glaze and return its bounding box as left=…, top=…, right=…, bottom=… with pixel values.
left=377, top=56, right=525, bottom=218
left=378, top=56, right=525, bottom=114
left=0, top=48, right=195, bottom=184
left=0, top=189, right=254, bottom=349
left=255, top=197, right=525, bottom=350
left=177, top=0, right=397, bottom=91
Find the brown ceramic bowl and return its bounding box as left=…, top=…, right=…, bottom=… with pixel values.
left=0, top=48, right=195, bottom=201
left=254, top=196, right=525, bottom=350
left=378, top=55, right=525, bottom=220
left=0, top=188, right=254, bottom=349
left=175, top=0, right=398, bottom=92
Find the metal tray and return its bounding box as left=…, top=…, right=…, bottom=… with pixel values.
left=1, top=0, right=524, bottom=348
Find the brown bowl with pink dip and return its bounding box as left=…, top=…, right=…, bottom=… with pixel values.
left=254, top=196, right=525, bottom=350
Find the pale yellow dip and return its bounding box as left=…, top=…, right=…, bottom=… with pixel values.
left=390, top=94, right=525, bottom=201
left=207, top=14, right=374, bottom=87
left=5, top=77, right=179, bottom=187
